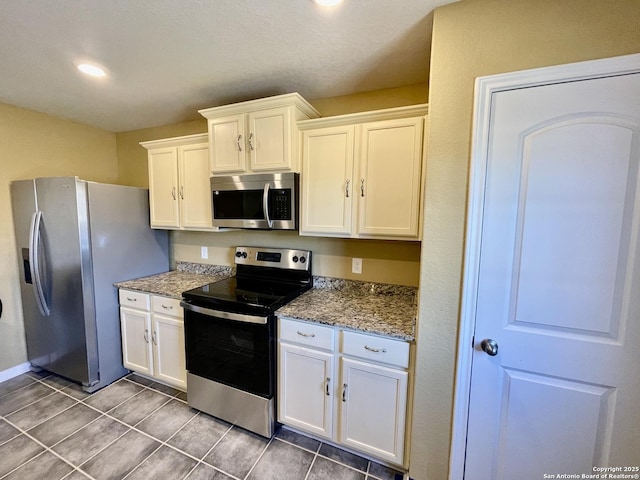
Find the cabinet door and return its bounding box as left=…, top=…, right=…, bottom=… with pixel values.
left=300, top=125, right=355, bottom=236
left=339, top=357, right=408, bottom=465
left=148, top=147, right=180, bottom=228
left=248, top=106, right=291, bottom=172
left=357, top=117, right=424, bottom=238
left=209, top=114, right=247, bottom=174
left=120, top=307, right=153, bottom=376
left=179, top=142, right=213, bottom=229
left=152, top=314, right=187, bottom=390
left=278, top=342, right=334, bottom=440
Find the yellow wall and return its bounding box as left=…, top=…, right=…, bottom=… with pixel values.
left=0, top=102, right=118, bottom=371
left=117, top=119, right=206, bottom=187
left=410, top=1, right=640, bottom=479
left=115, top=84, right=428, bottom=286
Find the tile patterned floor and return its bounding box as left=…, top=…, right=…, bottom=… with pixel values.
left=0, top=371, right=404, bottom=480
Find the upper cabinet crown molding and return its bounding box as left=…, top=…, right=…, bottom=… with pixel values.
left=297, top=104, right=428, bottom=130
left=198, top=92, right=320, bottom=120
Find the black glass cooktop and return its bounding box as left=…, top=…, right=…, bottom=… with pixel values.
left=182, top=276, right=310, bottom=315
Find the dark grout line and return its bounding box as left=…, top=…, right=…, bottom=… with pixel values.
left=1, top=372, right=398, bottom=480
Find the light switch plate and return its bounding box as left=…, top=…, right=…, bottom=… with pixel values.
left=352, top=257, right=362, bottom=274
left=201, top=246, right=208, bottom=259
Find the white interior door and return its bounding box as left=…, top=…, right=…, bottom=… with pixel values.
left=464, top=63, right=640, bottom=479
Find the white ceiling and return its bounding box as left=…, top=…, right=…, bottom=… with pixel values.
left=0, top=0, right=455, bottom=133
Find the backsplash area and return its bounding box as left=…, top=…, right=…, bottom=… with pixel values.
left=171, top=230, right=421, bottom=287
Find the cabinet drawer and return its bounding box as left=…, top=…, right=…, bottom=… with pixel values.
left=152, top=295, right=183, bottom=318
left=341, top=330, right=409, bottom=369
left=119, top=290, right=150, bottom=310
left=279, top=318, right=334, bottom=351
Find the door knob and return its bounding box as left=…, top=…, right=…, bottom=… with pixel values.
left=480, top=338, right=499, bottom=356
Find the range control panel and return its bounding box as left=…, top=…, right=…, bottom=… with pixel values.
left=234, top=246, right=311, bottom=271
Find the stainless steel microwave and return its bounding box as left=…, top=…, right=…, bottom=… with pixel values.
left=211, top=173, right=299, bottom=230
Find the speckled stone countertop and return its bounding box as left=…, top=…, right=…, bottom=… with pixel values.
left=276, top=277, right=417, bottom=341
left=114, top=262, right=234, bottom=299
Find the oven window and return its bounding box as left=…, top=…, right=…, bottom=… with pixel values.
left=184, top=310, right=275, bottom=398
left=213, top=190, right=264, bottom=220
left=212, top=189, right=293, bottom=221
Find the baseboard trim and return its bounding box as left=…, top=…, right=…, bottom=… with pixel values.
left=0, top=362, right=31, bottom=383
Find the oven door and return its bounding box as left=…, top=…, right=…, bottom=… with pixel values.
left=182, top=303, right=275, bottom=398
left=210, top=173, right=298, bottom=230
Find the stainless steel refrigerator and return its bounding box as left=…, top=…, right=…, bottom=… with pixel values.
left=11, top=177, right=169, bottom=392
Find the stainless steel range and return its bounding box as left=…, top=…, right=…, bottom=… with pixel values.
left=181, top=246, right=312, bottom=437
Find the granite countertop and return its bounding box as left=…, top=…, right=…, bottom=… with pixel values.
left=276, top=277, right=417, bottom=341
left=114, top=262, right=234, bottom=299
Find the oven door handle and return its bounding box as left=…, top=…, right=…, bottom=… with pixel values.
left=180, top=302, right=268, bottom=325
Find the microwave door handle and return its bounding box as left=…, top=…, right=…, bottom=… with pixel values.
left=263, top=183, right=273, bottom=229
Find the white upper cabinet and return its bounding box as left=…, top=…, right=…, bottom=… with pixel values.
left=299, top=105, right=427, bottom=240
left=142, top=133, right=215, bottom=231
left=357, top=117, right=424, bottom=237
left=207, top=114, right=245, bottom=174
left=199, top=93, right=319, bottom=175
left=301, top=125, right=355, bottom=236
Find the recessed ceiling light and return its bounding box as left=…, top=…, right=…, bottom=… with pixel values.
left=313, top=0, right=343, bottom=6
left=77, top=63, right=106, bottom=77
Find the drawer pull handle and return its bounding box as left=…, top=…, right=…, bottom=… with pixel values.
left=152, top=331, right=158, bottom=346
left=326, top=377, right=331, bottom=396
left=144, top=329, right=150, bottom=343
left=342, top=383, right=348, bottom=402
left=364, top=345, right=387, bottom=353
left=126, top=297, right=137, bottom=302
left=297, top=331, right=316, bottom=338
left=161, top=304, right=173, bottom=310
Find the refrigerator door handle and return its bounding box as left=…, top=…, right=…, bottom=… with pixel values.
left=29, top=211, right=50, bottom=316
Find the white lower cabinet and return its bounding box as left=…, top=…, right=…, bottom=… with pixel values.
left=119, top=290, right=187, bottom=390
left=279, top=343, right=335, bottom=439
left=277, top=317, right=410, bottom=466
left=340, top=357, right=408, bottom=463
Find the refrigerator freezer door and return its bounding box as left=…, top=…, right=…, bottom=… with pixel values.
left=10, top=179, right=52, bottom=368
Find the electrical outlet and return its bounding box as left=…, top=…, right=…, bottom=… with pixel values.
left=352, top=258, right=362, bottom=274
left=201, top=246, right=208, bottom=259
